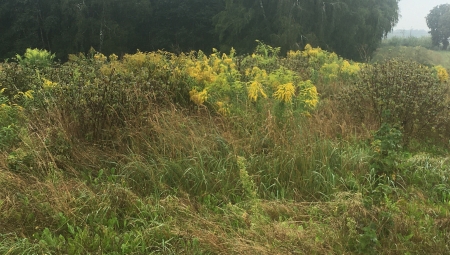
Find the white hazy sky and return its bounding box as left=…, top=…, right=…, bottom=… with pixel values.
left=395, top=0, right=449, bottom=30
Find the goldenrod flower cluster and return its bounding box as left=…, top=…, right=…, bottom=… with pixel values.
left=216, top=101, right=230, bottom=115
left=298, top=81, right=319, bottom=110
left=189, top=89, right=208, bottom=106
left=273, top=83, right=295, bottom=103
left=434, top=65, right=449, bottom=83
left=14, top=90, right=34, bottom=100
left=247, top=81, right=267, bottom=102
left=66, top=44, right=320, bottom=117
left=94, top=52, right=107, bottom=63
left=42, top=78, right=57, bottom=89
left=340, top=60, right=361, bottom=76
left=298, top=44, right=361, bottom=84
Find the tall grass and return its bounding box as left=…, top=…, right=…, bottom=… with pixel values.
left=1, top=46, right=449, bottom=254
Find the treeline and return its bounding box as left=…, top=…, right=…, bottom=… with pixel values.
left=0, top=0, right=399, bottom=61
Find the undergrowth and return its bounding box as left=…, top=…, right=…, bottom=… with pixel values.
left=0, top=44, right=449, bottom=254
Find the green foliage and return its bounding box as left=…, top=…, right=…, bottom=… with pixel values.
left=16, top=48, right=55, bottom=69
left=48, top=51, right=192, bottom=141
left=370, top=122, right=403, bottom=177
left=339, top=59, right=450, bottom=146
left=372, top=45, right=450, bottom=69
left=214, top=0, right=400, bottom=60
left=2, top=44, right=450, bottom=255
left=0, top=0, right=221, bottom=61
left=0, top=91, right=25, bottom=150
left=426, top=4, right=450, bottom=50
left=0, top=0, right=399, bottom=62
left=0, top=62, right=40, bottom=103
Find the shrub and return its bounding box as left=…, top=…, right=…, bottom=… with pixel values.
left=0, top=63, right=40, bottom=104
left=0, top=89, right=26, bottom=150
left=16, top=48, right=55, bottom=69
left=49, top=51, right=192, bottom=141
left=339, top=59, right=450, bottom=146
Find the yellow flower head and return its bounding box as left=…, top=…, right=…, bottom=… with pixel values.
left=273, top=83, right=295, bottom=103
left=109, top=53, right=118, bottom=62
left=189, top=88, right=208, bottom=106
left=435, top=65, right=449, bottom=83
left=341, top=60, right=360, bottom=76
left=216, top=101, right=230, bottom=116
left=247, top=81, right=267, bottom=102
left=287, top=50, right=301, bottom=58
left=298, top=80, right=319, bottom=109
left=94, top=53, right=107, bottom=62
left=42, top=78, right=57, bottom=89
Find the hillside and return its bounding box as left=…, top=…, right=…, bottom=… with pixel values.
left=1, top=45, right=449, bottom=254
left=372, top=45, right=450, bottom=69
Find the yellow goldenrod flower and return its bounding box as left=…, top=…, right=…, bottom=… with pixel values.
left=94, top=53, right=107, bottom=62
left=287, top=50, right=301, bottom=58
left=435, top=65, right=449, bottom=83
left=247, top=81, right=267, bottom=102
left=298, top=80, right=319, bottom=109
left=223, top=58, right=233, bottom=65
left=42, top=78, right=57, bottom=89
left=273, top=83, right=295, bottom=103
left=189, top=88, right=208, bottom=105
left=341, top=60, right=360, bottom=76
left=14, top=90, right=34, bottom=100
left=109, top=53, right=118, bottom=62
left=216, top=101, right=230, bottom=116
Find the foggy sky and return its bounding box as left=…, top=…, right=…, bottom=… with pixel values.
left=395, top=0, right=449, bottom=30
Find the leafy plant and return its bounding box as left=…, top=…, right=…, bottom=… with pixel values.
left=339, top=59, right=450, bottom=146
left=370, top=121, right=403, bottom=177
left=0, top=89, right=25, bottom=150
left=16, top=48, right=55, bottom=69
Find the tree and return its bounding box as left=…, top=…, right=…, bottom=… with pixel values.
left=427, top=4, right=450, bottom=50
left=213, top=0, right=399, bottom=61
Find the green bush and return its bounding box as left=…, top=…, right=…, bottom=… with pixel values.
left=0, top=91, right=25, bottom=150
left=0, top=63, right=40, bottom=104
left=339, top=59, right=450, bottom=146
left=16, top=48, right=55, bottom=69
left=48, top=51, right=192, bottom=142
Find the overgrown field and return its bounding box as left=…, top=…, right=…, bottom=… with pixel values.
left=373, top=44, right=450, bottom=69
left=1, top=44, right=450, bottom=254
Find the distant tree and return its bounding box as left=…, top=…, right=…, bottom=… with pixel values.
left=426, top=4, right=450, bottom=50
left=213, top=0, right=399, bottom=61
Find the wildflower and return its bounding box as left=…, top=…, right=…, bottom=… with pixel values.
left=109, top=53, right=118, bottom=62
left=435, top=65, right=448, bottom=83
left=216, top=101, right=230, bottom=116
left=341, top=60, right=360, bottom=76
left=273, top=83, right=295, bottom=103
left=14, top=90, right=34, bottom=100
left=94, top=53, right=107, bottom=62
left=189, top=88, right=208, bottom=105
left=42, top=78, right=57, bottom=89
left=287, top=50, right=301, bottom=58
left=247, top=81, right=267, bottom=102
left=298, top=80, right=318, bottom=109
left=302, top=44, right=321, bottom=58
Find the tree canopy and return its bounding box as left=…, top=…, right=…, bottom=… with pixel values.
left=214, top=0, right=399, bottom=60
left=0, top=0, right=399, bottom=61
left=427, top=4, right=450, bottom=50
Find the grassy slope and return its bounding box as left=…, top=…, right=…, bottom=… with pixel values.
left=372, top=45, right=450, bottom=68
left=1, top=52, right=450, bottom=254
